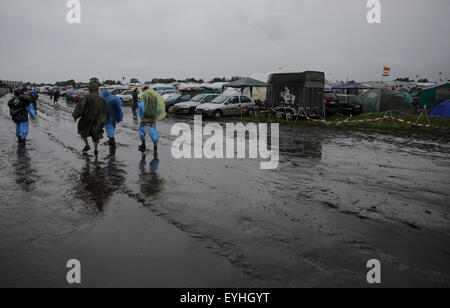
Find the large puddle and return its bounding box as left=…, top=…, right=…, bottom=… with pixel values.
left=0, top=94, right=449, bottom=287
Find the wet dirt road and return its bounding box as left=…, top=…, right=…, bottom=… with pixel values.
left=0, top=94, right=449, bottom=288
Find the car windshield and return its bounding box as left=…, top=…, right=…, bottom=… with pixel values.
left=191, top=94, right=206, bottom=102
left=211, top=95, right=229, bottom=104
left=167, top=94, right=181, bottom=101
left=337, top=95, right=347, bottom=102
left=325, top=93, right=337, bottom=100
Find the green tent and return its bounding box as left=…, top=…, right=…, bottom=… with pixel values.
left=223, top=77, right=267, bottom=99
left=223, top=77, right=267, bottom=89
left=361, top=89, right=416, bottom=114
left=419, top=83, right=450, bottom=109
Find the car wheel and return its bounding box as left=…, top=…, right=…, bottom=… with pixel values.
left=212, top=110, right=223, bottom=119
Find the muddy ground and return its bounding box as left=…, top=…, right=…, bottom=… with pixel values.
left=0, top=93, right=449, bottom=288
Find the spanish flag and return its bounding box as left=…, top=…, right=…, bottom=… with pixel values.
left=383, top=66, right=391, bottom=77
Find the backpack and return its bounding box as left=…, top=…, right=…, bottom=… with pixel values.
left=8, top=97, right=26, bottom=123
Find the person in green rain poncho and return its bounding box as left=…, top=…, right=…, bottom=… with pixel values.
left=73, top=78, right=109, bottom=156
left=137, top=86, right=166, bottom=156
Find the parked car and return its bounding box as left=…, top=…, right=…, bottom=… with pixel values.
left=47, top=87, right=57, bottom=95
left=117, top=90, right=137, bottom=103
left=165, top=92, right=195, bottom=111
left=324, top=91, right=340, bottom=115
left=173, top=94, right=220, bottom=115
left=59, top=88, right=69, bottom=97
left=196, top=95, right=255, bottom=118
left=73, top=88, right=89, bottom=103
left=166, top=88, right=212, bottom=111
left=162, top=92, right=180, bottom=101
left=66, top=89, right=77, bottom=101
left=158, top=90, right=178, bottom=97
left=336, top=95, right=363, bottom=115
left=110, top=88, right=128, bottom=95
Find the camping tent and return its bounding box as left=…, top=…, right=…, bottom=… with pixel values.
left=325, top=81, right=344, bottom=92
left=361, top=89, right=416, bottom=114
left=396, top=92, right=414, bottom=104
left=436, top=87, right=450, bottom=104
left=419, top=83, right=450, bottom=109
left=332, top=82, right=371, bottom=95
left=223, top=77, right=267, bottom=101
left=332, top=82, right=371, bottom=90
left=223, top=77, right=267, bottom=90
left=429, top=101, right=450, bottom=119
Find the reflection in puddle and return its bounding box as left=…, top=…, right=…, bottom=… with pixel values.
left=73, top=154, right=126, bottom=212
left=13, top=146, right=37, bottom=192
left=139, top=155, right=165, bottom=200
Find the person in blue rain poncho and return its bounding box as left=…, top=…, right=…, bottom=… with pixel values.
left=137, top=86, right=166, bottom=156
left=8, top=88, right=36, bottom=146
left=30, top=88, right=38, bottom=113
left=101, top=90, right=124, bottom=150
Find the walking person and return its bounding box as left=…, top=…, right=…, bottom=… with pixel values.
left=132, top=87, right=139, bottom=116
left=53, top=88, right=60, bottom=105
left=30, top=88, right=38, bottom=114
left=8, top=88, right=36, bottom=146
left=101, top=90, right=124, bottom=151
left=137, top=87, right=166, bottom=156
left=73, top=78, right=109, bottom=157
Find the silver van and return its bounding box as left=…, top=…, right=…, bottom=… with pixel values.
left=195, top=95, right=255, bottom=118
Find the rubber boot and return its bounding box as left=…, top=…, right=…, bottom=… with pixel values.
left=109, top=137, right=116, bottom=149
left=83, top=145, right=91, bottom=152
left=153, top=142, right=158, bottom=157
left=139, top=139, right=146, bottom=153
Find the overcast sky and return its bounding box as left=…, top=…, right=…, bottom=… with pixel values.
left=1, top=0, right=449, bottom=83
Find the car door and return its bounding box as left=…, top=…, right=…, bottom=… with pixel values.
left=224, top=96, right=240, bottom=116
left=202, top=95, right=217, bottom=104
left=239, top=96, right=253, bottom=113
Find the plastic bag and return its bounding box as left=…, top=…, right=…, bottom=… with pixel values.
left=155, top=97, right=167, bottom=121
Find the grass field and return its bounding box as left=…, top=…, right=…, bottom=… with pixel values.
left=228, top=112, right=450, bottom=130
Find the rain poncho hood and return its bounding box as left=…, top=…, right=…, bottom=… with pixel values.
left=139, top=88, right=166, bottom=124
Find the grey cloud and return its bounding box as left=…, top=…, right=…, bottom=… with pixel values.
left=0, top=0, right=449, bottom=83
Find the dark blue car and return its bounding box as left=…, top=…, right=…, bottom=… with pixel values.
left=165, top=88, right=215, bottom=111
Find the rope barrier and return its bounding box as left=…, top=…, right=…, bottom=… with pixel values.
left=239, top=107, right=448, bottom=129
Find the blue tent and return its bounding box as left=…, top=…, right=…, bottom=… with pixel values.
left=332, top=81, right=371, bottom=95
left=430, top=101, right=450, bottom=119
left=332, top=82, right=371, bottom=90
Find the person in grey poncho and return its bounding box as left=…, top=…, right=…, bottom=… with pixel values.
left=73, top=79, right=109, bottom=156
